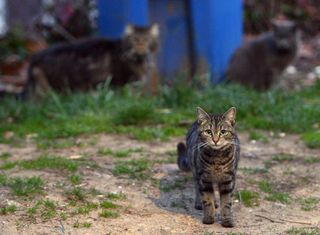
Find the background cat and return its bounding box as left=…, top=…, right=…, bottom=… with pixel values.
left=27, top=24, right=159, bottom=96
left=177, top=107, right=240, bottom=227
left=226, top=19, right=298, bottom=91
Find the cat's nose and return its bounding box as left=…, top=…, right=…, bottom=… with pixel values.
left=212, top=137, right=219, bottom=145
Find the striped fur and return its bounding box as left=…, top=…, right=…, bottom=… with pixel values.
left=177, top=107, right=240, bottom=227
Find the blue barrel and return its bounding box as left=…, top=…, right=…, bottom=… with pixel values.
left=97, top=0, right=243, bottom=83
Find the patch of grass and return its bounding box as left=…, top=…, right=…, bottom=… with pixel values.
left=41, top=199, right=57, bottom=220
left=0, top=152, right=11, bottom=160
left=37, top=138, right=78, bottom=149
left=98, top=147, right=143, bottom=158
left=99, top=210, right=119, bottom=218
left=272, top=154, right=294, bottom=162
left=302, top=131, right=320, bottom=148
left=258, top=180, right=273, bottom=193
left=265, top=192, right=290, bottom=204
left=249, top=131, right=269, bottom=143
left=100, top=200, right=120, bottom=209
left=27, top=200, right=57, bottom=220
left=19, top=155, right=78, bottom=172
left=112, top=159, right=150, bottom=178
left=240, top=167, right=268, bottom=175
left=112, top=102, right=156, bottom=125
left=73, top=221, right=92, bottom=228
left=299, top=197, right=320, bottom=211
left=6, top=176, right=44, bottom=196
left=236, top=190, right=259, bottom=207
left=74, top=202, right=98, bottom=215
left=106, top=192, right=126, bottom=200
left=304, top=156, right=320, bottom=164
left=0, top=205, right=17, bottom=215
left=286, top=227, right=320, bottom=235
left=69, top=174, right=82, bottom=185
left=1, top=82, right=320, bottom=142
left=0, top=161, right=17, bottom=170
left=66, top=187, right=86, bottom=201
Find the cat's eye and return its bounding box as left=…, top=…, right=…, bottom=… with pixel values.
left=205, top=130, right=212, bottom=135
left=220, top=130, right=227, bottom=134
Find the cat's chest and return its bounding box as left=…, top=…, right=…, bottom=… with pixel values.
left=204, top=163, right=233, bottom=182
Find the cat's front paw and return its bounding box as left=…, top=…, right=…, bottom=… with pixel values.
left=202, top=216, right=214, bottom=224
left=221, top=218, right=235, bottom=227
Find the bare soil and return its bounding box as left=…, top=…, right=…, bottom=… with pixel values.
left=0, top=132, right=319, bottom=235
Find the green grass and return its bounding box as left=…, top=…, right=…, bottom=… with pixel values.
left=299, top=197, right=320, bottom=211
left=0, top=82, right=320, bottom=142
left=0, top=152, right=11, bottom=160
left=265, top=192, right=290, bottom=204
left=112, top=159, right=150, bottom=178
left=304, top=156, right=320, bottom=164
left=100, top=200, right=119, bottom=209
left=99, top=210, right=119, bottom=218
left=258, top=180, right=273, bottom=193
left=69, top=174, right=82, bottom=185
left=286, top=227, right=320, bottom=235
left=249, top=131, right=269, bottom=143
left=302, top=131, right=320, bottom=148
left=0, top=176, right=44, bottom=196
left=73, top=221, right=92, bottom=228
left=0, top=155, right=78, bottom=172
left=271, top=154, right=294, bottom=162
left=257, top=180, right=291, bottom=204
left=98, top=147, right=143, bottom=158
left=66, top=187, right=86, bottom=201
left=0, top=205, right=17, bottom=215
left=106, top=192, right=126, bottom=200
left=74, top=202, right=98, bottom=215
left=236, top=190, right=259, bottom=207
left=239, top=167, right=268, bottom=175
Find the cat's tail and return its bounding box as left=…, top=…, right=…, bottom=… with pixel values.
left=177, top=142, right=191, bottom=172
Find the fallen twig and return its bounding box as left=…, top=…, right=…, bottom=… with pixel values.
left=254, top=214, right=313, bottom=225
left=279, top=218, right=313, bottom=225
left=254, top=214, right=284, bottom=223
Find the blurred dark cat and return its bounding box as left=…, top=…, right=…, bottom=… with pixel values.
left=226, top=20, right=298, bottom=90
left=27, top=24, right=159, bottom=96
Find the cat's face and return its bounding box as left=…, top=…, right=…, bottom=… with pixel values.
left=197, top=107, right=236, bottom=150
left=122, top=24, right=159, bottom=58
left=271, top=20, right=297, bottom=52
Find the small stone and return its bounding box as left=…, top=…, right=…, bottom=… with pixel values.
left=251, top=140, right=257, bottom=144
left=69, top=155, right=82, bottom=159
left=279, top=132, right=286, bottom=137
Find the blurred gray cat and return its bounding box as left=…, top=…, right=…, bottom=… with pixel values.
left=226, top=19, right=299, bottom=91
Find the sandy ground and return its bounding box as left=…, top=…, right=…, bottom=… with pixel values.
left=0, top=132, right=319, bottom=235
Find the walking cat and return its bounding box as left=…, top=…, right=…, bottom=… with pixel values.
left=27, top=24, right=159, bottom=96
left=177, top=107, right=240, bottom=227
left=226, top=19, right=298, bottom=90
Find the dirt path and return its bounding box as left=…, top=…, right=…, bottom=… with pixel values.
left=0, top=132, right=320, bottom=235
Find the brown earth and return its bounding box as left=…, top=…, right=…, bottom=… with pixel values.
left=0, top=132, right=319, bottom=235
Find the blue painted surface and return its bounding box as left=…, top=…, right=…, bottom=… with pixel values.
left=97, top=0, right=148, bottom=39
left=97, top=0, right=243, bottom=83
left=149, top=0, right=191, bottom=81
left=190, top=0, right=243, bottom=83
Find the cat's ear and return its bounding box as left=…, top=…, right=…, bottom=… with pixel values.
left=197, top=107, right=210, bottom=124
left=124, top=24, right=134, bottom=36
left=223, top=107, right=236, bottom=125
left=150, top=24, right=159, bottom=37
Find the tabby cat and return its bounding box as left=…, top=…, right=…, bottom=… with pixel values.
left=27, top=24, right=159, bottom=96
left=177, top=107, right=240, bottom=227
left=226, top=19, right=298, bottom=90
